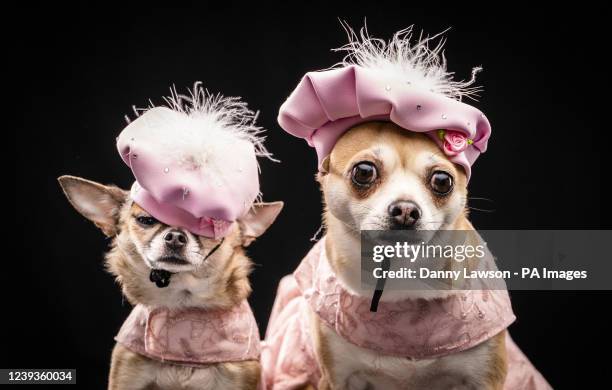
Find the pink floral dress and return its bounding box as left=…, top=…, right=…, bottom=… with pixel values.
left=115, top=300, right=261, bottom=366
left=261, top=238, right=551, bottom=389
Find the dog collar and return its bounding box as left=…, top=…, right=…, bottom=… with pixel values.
left=149, top=269, right=173, bottom=288
left=293, top=238, right=516, bottom=359
left=115, top=301, right=260, bottom=365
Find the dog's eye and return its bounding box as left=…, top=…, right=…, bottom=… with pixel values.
left=136, top=216, right=158, bottom=226
left=351, top=162, right=378, bottom=186
left=430, top=171, right=453, bottom=195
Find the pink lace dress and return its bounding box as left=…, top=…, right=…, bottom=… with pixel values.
left=115, top=300, right=261, bottom=366
left=261, top=239, right=551, bottom=389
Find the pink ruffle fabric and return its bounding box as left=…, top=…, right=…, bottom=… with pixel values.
left=116, top=300, right=261, bottom=366
left=277, top=65, right=491, bottom=179
left=261, top=239, right=551, bottom=389
left=129, top=182, right=233, bottom=239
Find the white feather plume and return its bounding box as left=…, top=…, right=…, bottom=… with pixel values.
left=124, top=83, right=276, bottom=204
left=127, top=82, right=276, bottom=164
left=333, top=22, right=482, bottom=101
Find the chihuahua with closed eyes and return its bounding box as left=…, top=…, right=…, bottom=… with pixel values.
left=60, top=85, right=282, bottom=390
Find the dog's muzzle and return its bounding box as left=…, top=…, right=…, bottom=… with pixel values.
left=147, top=238, right=225, bottom=288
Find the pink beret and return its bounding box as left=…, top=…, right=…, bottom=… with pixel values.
left=277, top=29, right=492, bottom=179
left=117, top=87, right=269, bottom=238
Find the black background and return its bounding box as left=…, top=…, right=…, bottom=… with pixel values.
left=12, top=3, right=609, bottom=389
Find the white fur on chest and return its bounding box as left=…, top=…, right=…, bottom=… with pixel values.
left=313, top=308, right=494, bottom=390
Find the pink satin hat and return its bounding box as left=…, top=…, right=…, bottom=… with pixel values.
left=117, top=85, right=270, bottom=238
left=278, top=27, right=492, bottom=179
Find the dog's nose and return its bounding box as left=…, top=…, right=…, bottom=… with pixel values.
left=387, top=201, right=421, bottom=228
left=164, top=230, right=187, bottom=249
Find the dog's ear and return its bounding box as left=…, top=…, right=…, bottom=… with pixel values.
left=58, top=175, right=127, bottom=237
left=237, top=201, right=284, bottom=246
left=320, top=156, right=330, bottom=175
left=316, top=155, right=330, bottom=183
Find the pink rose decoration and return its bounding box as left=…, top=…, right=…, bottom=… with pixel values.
left=443, top=131, right=469, bottom=156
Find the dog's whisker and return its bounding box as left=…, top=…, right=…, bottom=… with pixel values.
left=468, top=196, right=495, bottom=203
left=467, top=206, right=496, bottom=213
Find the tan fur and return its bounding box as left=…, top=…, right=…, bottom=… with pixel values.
left=58, top=176, right=282, bottom=390
left=483, top=332, right=508, bottom=390
left=310, top=122, right=507, bottom=389
left=109, top=344, right=261, bottom=390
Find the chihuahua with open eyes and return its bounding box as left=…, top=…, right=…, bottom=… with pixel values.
left=311, top=123, right=508, bottom=389
left=60, top=85, right=282, bottom=390
left=262, top=27, right=550, bottom=390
